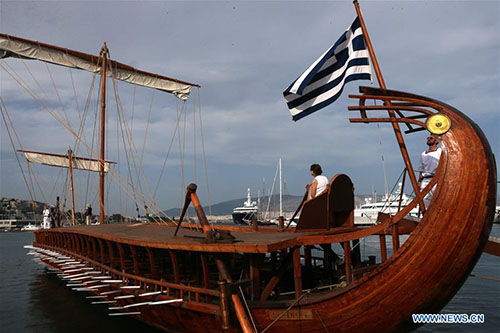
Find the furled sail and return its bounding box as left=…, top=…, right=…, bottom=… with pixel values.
left=19, top=150, right=114, bottom=173
left=0, top=33, right=199, bottom=100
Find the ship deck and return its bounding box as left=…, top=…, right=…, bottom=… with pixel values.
left=53, top=223, right=329, bottom=253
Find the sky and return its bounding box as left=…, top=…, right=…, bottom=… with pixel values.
left=1, top=1, right=499, bottom=216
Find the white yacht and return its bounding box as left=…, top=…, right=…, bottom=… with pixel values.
left=354, top=183, right=420, bottom=226
left=21, top=223, right=41, bottom=231
left=232, top=188, right=258, bottom=225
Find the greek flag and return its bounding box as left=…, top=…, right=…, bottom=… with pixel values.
left=283, top=17, right=372, bottom=121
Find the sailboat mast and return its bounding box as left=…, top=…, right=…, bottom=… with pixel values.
left=99, top=43, right=109, bottom=224
left=279, top=158, right=283, bottom=217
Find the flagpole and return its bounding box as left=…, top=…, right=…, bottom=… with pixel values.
left=353, top=0, right=386, bottom=89
left=352, top=0, right=425, bottom=212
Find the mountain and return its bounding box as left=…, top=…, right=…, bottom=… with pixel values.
left=163, top=194, right=304, bottom=217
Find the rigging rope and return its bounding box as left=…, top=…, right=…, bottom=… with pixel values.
left=264, top=160, right=280, bottom=221
left=109, top=72, right=173, bottom=223
left=2, top=58, right=191, bottom=224
left=139, top=90, right=155, bottom=165
left=109, top=71, right=163, bottom=216
left=0, top=101, right=35, bottom=202
left=45, top=62, right=72, bottom=128
left=153, top=102, right=187, bottom=198
left=197, top=88, right=212, bottom=217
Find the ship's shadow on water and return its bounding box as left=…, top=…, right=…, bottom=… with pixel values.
left=28, top=270, right=160, bottom=333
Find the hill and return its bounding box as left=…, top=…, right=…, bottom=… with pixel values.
left=163, top=193, right=375, bottom=217
left=163, top=194, right=304, bottom=217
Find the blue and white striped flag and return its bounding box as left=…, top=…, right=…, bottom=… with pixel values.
left=283, top=17, right=372, bottom=121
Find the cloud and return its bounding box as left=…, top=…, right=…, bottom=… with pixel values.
left=1, top=1, right=498, bottom=214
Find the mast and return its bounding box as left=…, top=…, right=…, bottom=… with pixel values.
left=67, top=147, right=76, bottom=226
left=353, top=0, right=424, bottom=212
left=99, top=43, right=108, bottom=225
left=279, top=158, right=283, bottom=217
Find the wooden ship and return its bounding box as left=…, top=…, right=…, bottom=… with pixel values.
left=2, top=2, right=498, bottom=332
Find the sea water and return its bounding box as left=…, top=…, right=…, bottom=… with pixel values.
left=0, top=226, right=498, bottom=332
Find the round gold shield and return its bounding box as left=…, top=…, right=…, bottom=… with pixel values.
left=426, top=114, right=451, bottom=135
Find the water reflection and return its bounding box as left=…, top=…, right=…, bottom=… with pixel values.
left=27, top=270, right=159, bottom=332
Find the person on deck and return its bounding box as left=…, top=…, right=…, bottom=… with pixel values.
left=84, top=204, right=92, bottom=225
left=49, top=206, right=56, bottom=228
left=418, top=134, right=442, bottom=209
left=42, top=205, right=52, bottom=229
left=309, top=164, right=329, bottom=199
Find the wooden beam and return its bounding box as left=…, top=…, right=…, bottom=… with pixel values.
left=379, top=235, right=388, bottom=262
left=250, top=254, right=261, bottom=300
left=343, top=241, right=353, bottom=284
left=96, top=238, right=105, bottom=264
left=129, top=244, right=139, bottom=276
left=85, top=236, right=92, bottom=259
left=218, top=280, right=231, bottom=330
left=392, top=219, right=400, bottom=252
left=106, top=240, right=115, bottom=270
left=169, top=250, right=180, bottom=284
left=90, top=237, right=98, bottom=261
left=215, top=258, right=254, bottom=333
left=116, top=242, right=126, bottom=272
left=146, top=247, right=157, bottom=279
left=293, top=246, right=302, bottom=299
left=260, top=250, right=294, bottom=301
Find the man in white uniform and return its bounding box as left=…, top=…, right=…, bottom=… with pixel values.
left=309, top=164, right=329, bottom=199
left=418, top=135, right=442, bottom=209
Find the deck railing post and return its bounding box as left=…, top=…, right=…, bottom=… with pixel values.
left=343, top=241, right=353, bottom=284
left=130, top=245, right=139, bottom=276
left=90, top=237, right=98, bottom=261
left=391, top=218, right=400, bottom=252
left=250, top=254, right=261, bottom=300
left=116, top=242, right=126, bottom=272
left=107, top=240, right=115, bottom=270
left=146, top=247, right=157, bottom=279
left=98, top=238, right=106, bottom=264
left=218, top=280, right=231, bottom=330
left=85, top=236, right=92, bottom=259
left=293, top=246, right=302, bottom=299
left=379, top=235, right=388, bottom=262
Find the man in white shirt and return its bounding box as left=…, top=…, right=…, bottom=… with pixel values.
left=42, top=205, right=52, bottom=229
left=309, top=164, right=329, bottom=199
left=418, top=135, right=442, bottom=209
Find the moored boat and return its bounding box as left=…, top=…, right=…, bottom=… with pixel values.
left=21, top=223, right=41, bottom=231
left=232, top=188, right=258, bottom=225
left=354, top=182, right=420, bottom=226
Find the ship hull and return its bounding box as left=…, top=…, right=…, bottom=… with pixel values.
left=231, top=212, right=257, bottom=225
left=30, top=88, right=496, bottom=332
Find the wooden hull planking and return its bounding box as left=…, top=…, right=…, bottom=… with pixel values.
left=32, top=88, right=496, bottom=332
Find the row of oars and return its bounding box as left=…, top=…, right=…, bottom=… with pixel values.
left=24, top=245, right=182, bottom=317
